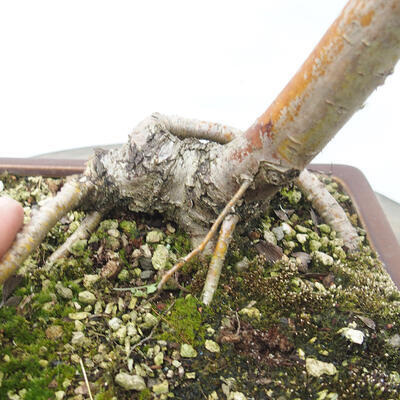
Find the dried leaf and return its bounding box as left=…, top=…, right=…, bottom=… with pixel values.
left=17, top=294, right=34, bottom=314
left=100, top=260, right=120, bottom=279
left=274, top=209, right=288, bottom=221
left=48, top=379, right=58, bottom=389
left=255, top=240, right=283, bottom=263
left=2, top=275, right=23, bottom=302
left=3, top=296, right=22, bottom=308
left=356, top=315, right=376, bottom=330
left=310, top=208, right=320, bottom=226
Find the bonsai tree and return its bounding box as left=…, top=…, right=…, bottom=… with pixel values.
left=1, top=0, right=399, bottom=304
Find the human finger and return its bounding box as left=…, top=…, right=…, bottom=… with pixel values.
left=0, top=197, right=24, bottom=259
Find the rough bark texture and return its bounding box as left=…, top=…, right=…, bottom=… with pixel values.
left=85, top=114, right=260, bottom=241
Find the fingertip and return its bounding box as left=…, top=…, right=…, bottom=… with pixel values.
left=0, top=197, right=24, bottom=258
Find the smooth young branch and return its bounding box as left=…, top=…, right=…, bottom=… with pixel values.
left=201, top=214, right=239, bottom=305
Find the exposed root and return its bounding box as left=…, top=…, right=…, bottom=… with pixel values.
left=0, top=176, right=92, bottom=284
left=46, top=210, right=103, bottom=265
left=296, top=169, right=360, bottom=252
left=157, top=179, right=251, bottom=291
left=201, top=214, right=239, bottom=305
left=155, top=113, right=241, bottom=144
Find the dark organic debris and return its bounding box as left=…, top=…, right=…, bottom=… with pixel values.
left=218, top=319, right=294, bottom=366
left=322, top=272, right=336, bottom=288
left=0, top=274, right=23, bottom=308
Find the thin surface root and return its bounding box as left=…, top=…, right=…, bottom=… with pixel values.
left=201, top=214, right=239, bottom=305
left=155, top=113, right=242, bottom=144
left=46, top=210, right=103, bottom=265
left=157, top=179, right=251, bottom=290
left=296, top=169, right=360, bottom=252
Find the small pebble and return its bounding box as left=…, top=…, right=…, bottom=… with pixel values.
left=108, top=317, right=123, bottom=331
left=78, top=291, right=97, bottom=305
left=205, top=340, right=220, bottom=353
left=68, top=312, right=89, bottom=320
left=306, top=358, right=337, bottom=377
left=180, top=343, right=197, bottom=358
left=152, top=245, right=169, bottom=270
left=146, top=230, right=164, bottom=243
left=115, top=372, right=146, bottom=391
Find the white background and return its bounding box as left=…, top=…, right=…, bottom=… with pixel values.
left=1, top=1, right=399, bottom=202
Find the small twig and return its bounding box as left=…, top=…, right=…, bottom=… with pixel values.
left=235, top=311, right=241, bottom=336
left=79, top=357, right=94, bottom=400
left=86, top=329, right=108, bottom=339
left=158, top=179, right=251, bottom=290
left=131, top=322, right=159, bottom=352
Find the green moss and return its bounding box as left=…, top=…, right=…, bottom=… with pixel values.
left=95, top=389, right=117, bottom=400
left=169, top=231, right=191, bottom=256
left=280, top=185, right=302, bottom=205
left=0, top=309, right=35, bottom=344
left=138, top=388, right=152, bottom=399
left=158, top=295, right=207, bottom=346
left=119, top=220, right=138, bottom=239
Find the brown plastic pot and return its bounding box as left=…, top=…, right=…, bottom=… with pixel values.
left=0, top=158, right=399, bottom=288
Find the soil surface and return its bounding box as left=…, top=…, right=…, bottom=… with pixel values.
left=0, top=173, right=399, bottom=400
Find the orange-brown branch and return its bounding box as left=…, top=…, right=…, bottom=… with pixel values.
left=226, top=0, right=400, bottom=175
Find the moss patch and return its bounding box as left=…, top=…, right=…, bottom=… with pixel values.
left=158, top=295, right=207, bottom=346
left=0, top=173, right=399, bottom=399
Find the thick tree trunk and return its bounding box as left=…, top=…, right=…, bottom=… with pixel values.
left=85, top=115, right=235, bottom=240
